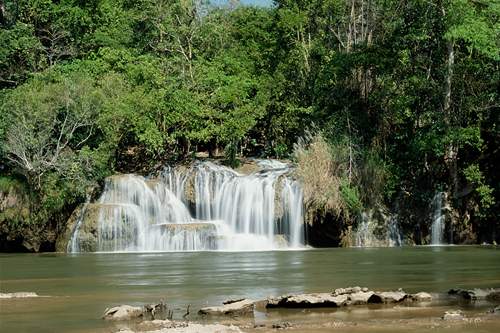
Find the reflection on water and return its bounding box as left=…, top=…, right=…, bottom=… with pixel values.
left=0, top=246, right=499, bottom=332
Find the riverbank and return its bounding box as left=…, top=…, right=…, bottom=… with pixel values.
left=2, top=288, right=500, bottom=333
left=99, top=287, right=500, bottom=332
left=112, top=305, right=500, bottom=333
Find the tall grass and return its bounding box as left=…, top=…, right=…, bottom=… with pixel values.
left=294, top=133, right=386, bottom=225
left=294, top=134, right=352, bottom=222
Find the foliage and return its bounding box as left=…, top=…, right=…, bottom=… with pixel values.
left=0, top=0, right=498, bottom=245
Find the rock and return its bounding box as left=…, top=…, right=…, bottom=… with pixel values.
left=143, top=302, right=167, bottom=319
left=334, top=286, right=363, bottom=295
left=103, top=305, right=144, bottom=321
left=368, top=291, right=408, bottom=304
left=223, top=298, right=246, bottom=305
left=235, top=160, right=261, bottom=175
left=199, top=298, right=254, bottom=316
left=489, top=305, right=500, bottom=314
left=55, top=204, right=84, bottom=252
left=443, top=310, right=465, bottom=321
left=152, top=223, right=218, bottom=250
left=58, top=203, right=108, bottom=252
left=272, top=322, right=292, bottom=329
left=274, top=235, right=289, bottom=248
left=486, top=290, right=500, bottom=302
left=266, top=293, right=348, bottom=308
left=0, top=292, right=38, bottom=299
left=448, top=288, right=500, bottom=301
left=348, top=291, right=374, bottom=305
left=411, top=292, right=432, bottom=302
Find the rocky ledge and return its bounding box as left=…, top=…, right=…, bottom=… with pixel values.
left=266, top=287, right=431, bottom=309
left=448, top=288, right=500, bottom=301
left=103, top=303, right=168, bottom=321
left=101, top=286, right=500, bottom=333
left=199, top=298, right=255, bottom=316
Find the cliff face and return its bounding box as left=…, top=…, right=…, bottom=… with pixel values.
left=0, top=179, right=58, bottom=252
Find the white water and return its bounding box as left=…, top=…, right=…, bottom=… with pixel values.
left=431, top=192, right=445, bottom=245
left=70, top=160, right=305, bottom=252
left=354, top=210, right=402, bottom=247
left=67, top=196, right=90, bottom=253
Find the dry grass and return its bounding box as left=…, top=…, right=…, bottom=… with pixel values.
left=294, top=134, right=351, bottom=223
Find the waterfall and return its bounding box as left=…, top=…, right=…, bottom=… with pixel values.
left=387, top=215, right=403, bottom=247
left=67, top=195, right=91, bottom=253
left=70, top=160, right=305, bottom=252
left=354, top=210, right=402, bottom=247
left=355, top=212, right=375, bottom=247
left=431, top=192, right=445, bottom=245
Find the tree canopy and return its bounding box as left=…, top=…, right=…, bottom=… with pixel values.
left=0, top=0, right=498, bottom=246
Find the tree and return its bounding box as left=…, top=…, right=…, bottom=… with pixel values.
left=3, top=73, right=100, bottom=189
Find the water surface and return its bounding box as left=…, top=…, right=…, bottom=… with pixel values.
left=1, top=246, right=499, bottom=332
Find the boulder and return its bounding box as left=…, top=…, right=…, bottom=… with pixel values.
left=0, top=292, right=38, bottom=299
left=348, top=291, right=374, bottom=305
left=368, top=291, right=408, bottom=304
left=442, top=310, right=465, bottom=321
left=198, top=298, right=254, bottom=316
left=266, top=293, right=348, bottom=308
left=103, top=305, right=144, bottom=321
left=411, top=292, right=432, bottom=302
left=448, top=288, right=500, bottom=301
left=272, top=322, right=292, bottom=329
left=334, top=286, right=363, bottom=295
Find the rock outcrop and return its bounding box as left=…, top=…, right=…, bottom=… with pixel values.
left=442, top=310, right=465, bottom=321
left=265, top=287, right=425, bottom=309
left=448, top=288, right=500, bottom=301
left=348, top=291, right=375, bottom=305
left=367, top=291, right=408, bottom=304
left=1, top=180, right=57, bottom=252
left=198, top=298, right=255, bottom=316
left=411, top=292, right=432, bottom=302
left=56, top=203, right=104, bottom=252
left=266, top=293, right=349, bottom=308
left=103, top=305, right=144, bottom=321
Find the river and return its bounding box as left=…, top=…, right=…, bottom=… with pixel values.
left=1, top=246, right=499, bottom=332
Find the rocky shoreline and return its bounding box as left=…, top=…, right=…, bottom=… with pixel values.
left=94, top=287, right=500, bottom=332
left=2, top=287, right=499, bottom=332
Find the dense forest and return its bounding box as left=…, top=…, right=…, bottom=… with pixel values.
left=0, top=0, right=498, bottom=251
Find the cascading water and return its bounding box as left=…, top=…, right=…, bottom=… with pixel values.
left=67, top=195, right=90, bottom=253
left=354, top=210, right=402, bottom=247
left=69, top=160, right=305, bottom=252
left=431, top=192, right=445, bottom=245
left=387, top=215, right=403, bottom=247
